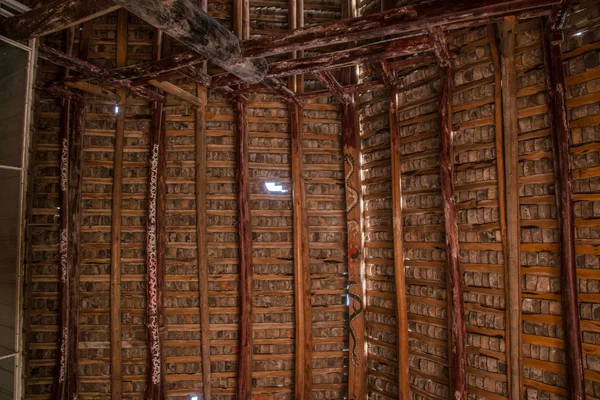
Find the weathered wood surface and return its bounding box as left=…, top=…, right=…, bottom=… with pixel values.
left=262, top=77, right=303, bottom=106
left=543, top=26, right=585, bottom=400
left=65, top=98, right=85, bottom=400
left=148, top=79, right=203, bottom=106
left=0, top=0, right=118, bottom=40
left=430, top=26, right=466, bottom=400
left=314, top=70, right=352, bottom=104
left=112, top=0, right=267, bottom=83
left=39, top=45, right=164, bottom=102
left=145, top=103, right=166, bottom=400
left=241, top=0, right=559, bottom=58
left=235, top=100, right=253, bottom=400
left=499, top=16, right=522, bottom=400
left=212, top=35, right=432, bottom=88
left=389, top=89, right=410, bottom=400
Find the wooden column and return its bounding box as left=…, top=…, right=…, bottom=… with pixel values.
left=53, top=27, right=74, bottom=400
left=543, top=25, right=586, bottom=400
left=65, top=22, right=93, bottom=400
left=430, top=27, right=466, bottom=400
left=235, top=100, right=253, bottom=400
left=499, top=16, right=522, bottom=400
left=195, top=0, right=211, bottom=397
left=65, top=98, right=85, bottom=400
left=145, top=102, right=166, bottom=400
left=389, top=90, right=410, bottom=400
left=110, top=9, right=127, bottom=399
left=488, top=22, right=513, bottom=399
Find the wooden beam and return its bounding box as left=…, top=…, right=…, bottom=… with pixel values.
left=389, top=89, right=410, bottom=400
left=145, top=104, right=166, bottom=400
left=372, top=61, right=396, bottom=91
left=0, top=0, right=118, bottom=40
left=314, top=70, right=352, bottom=104
left=110, top=9, right=127, bottom=400
left=65, top=98, right=85, bottom=400
left=212, top=35, right=433, bottom=88
left=64, top=81, right=121, bottom=102
left=488, top=22, right=512, bottom=400
left=241, top=0, right=559, bottom=58
left=112, top=0, right=267, bottom=83
left=39, top=45, right=164, bottom=102
left=542, top=26, right=585, bottom=400
left=179, top=66, right=211, bottom=86
left=429, top=26, right=466, bottom=400
left=52, top=28, right=75, bottom=400
left=148, top=79, right=203, bottom=106
left=234, top=100, right=253, bottom=400
left=114, top=52, right=205, bottom=80
left=499, top=16, right=522, bottom=400
left=262, top=77, right=303, bottom=106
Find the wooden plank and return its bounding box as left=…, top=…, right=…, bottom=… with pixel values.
left=430, top=26, right=466, bottom=400
left=110, top=9, right=127, bottom=400
left=389, top=89, right=409, bottom=400
left=112, top=0, right=267, bottom=83
left=148, top=80, right=203, bottom=106
left=235, top=100, right=253, bottom=400
left=0, top=0, right=118, bottom=40
left=499, top=16, right=522, bottom=400
left=542, top=26, right=585, bottom=400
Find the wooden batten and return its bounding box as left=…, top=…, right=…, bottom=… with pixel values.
left=235, top=100, right=253, bottom=400
left=430, top=26, right=466, bottom=400
left=542, top=24, right=585, bottom=400
left=499, top=16, right=522, bottom=400
left=389, top=90, right=410, bottom=400
left=110, top=9, right=127, bottom=400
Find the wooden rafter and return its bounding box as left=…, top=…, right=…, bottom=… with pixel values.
left=499, top=16, right=522, bottom=400
left=429, top=26, right=467, bottom=400
left=542, top=24, right=585, bottom=400
left=314, top=70, right=352, bottom=104
left=112, top=0, right=267, bottom=83
left=212, top=35, right=433, bottom=88
left=38, top=45, right=164, bottom=102
left=262, top=77, right=303, bottom=106
left=0, top=0, right=118, bottom=40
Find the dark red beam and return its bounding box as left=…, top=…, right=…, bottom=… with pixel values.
left=241, top=0, right=559, bottom=58
left=212, top=35, right=432, bottom=88
left=430, top=26, right=467, bottom=400
left=543, top=26, right=585, bottom=400
left=38, top=45, right=164, bottom=102
left=0, top=0, right=118, bottom=40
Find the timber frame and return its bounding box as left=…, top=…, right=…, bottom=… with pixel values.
left=9, top=0, right=596, bottom=398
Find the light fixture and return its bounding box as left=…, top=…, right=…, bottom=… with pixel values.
left=114, top=105, right=120, bottom=115
left=265, top=181, right=287, bottom=193
left=190, top=396, right=199, bottom=400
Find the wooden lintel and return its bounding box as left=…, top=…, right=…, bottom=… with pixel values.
left=430, top=26, right=467, bottom=400
left=148, top=79, right=203, bottom=107
left=64, top=81, right=121, bottom=102
left=0, top=0, right=118, bottom=40
left=314, top=70, right=352, bottom=104
left=235, top=100, right=253, bottom=400
left=389, top=90, right=410, bottom=400
left=112, top=0, right=267, bottom=83
left=542, top=23, right=585, bottom=400
left=212, top=35, right=432, bottom=88
left=241, top=0, right=559, bottom=58
left=499, top=16, right=522, bottom=400
left=262, top=77, right=304, bottom=106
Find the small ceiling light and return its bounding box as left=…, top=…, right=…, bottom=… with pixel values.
left=265, top=181, right=287, bottom=193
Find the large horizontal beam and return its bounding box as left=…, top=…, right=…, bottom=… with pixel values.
left=241, top=0, right=559, bottom=58
left=0, top=0, right=118, bottom=40
left=212, top=35, right=432, bottom=88
left=112, top=0, right=267, bottom=84
left=39, top=45, right=164, bottom=102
